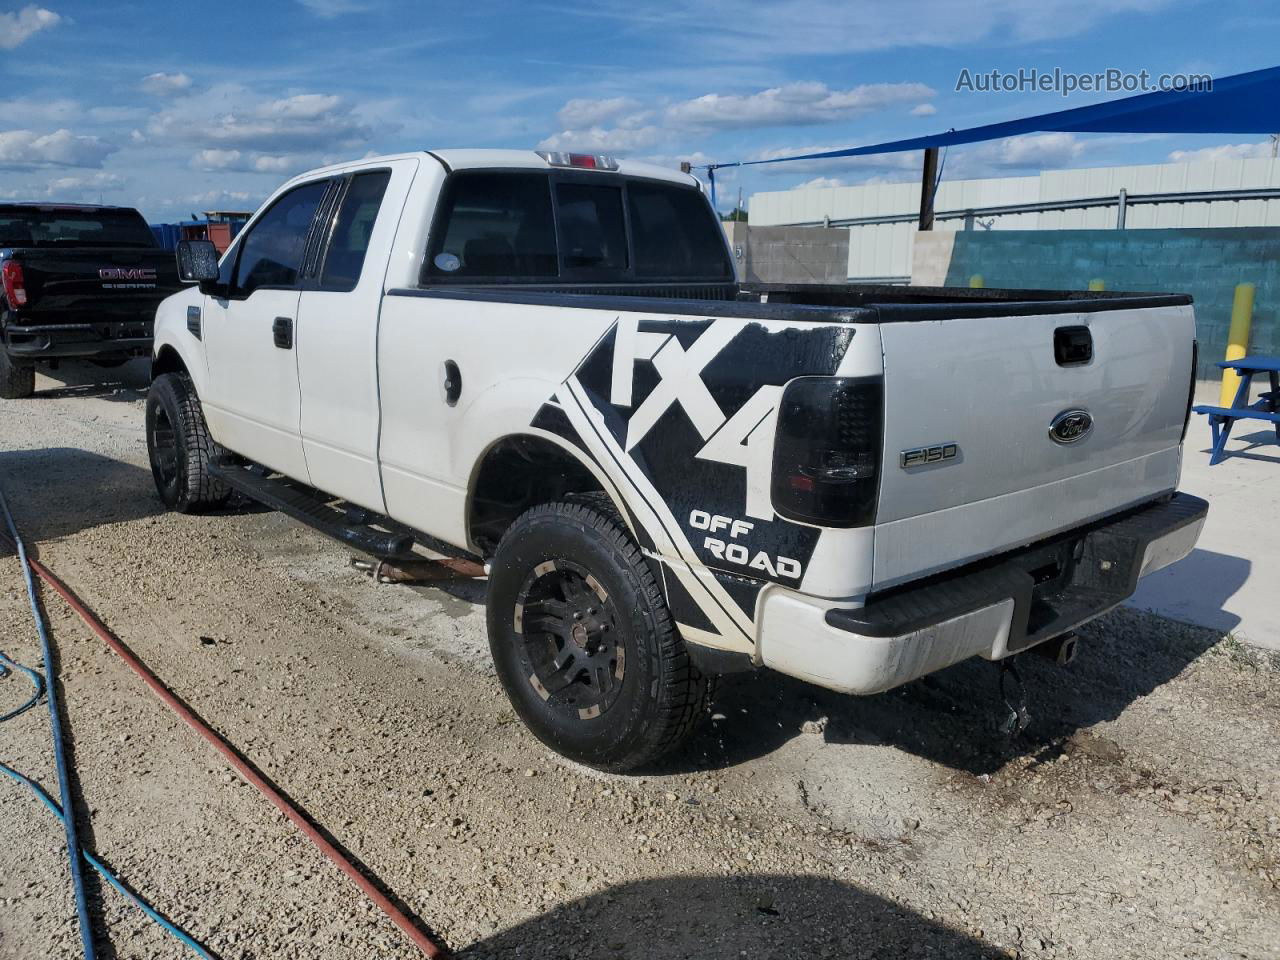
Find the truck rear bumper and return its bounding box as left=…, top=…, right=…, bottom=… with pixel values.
left=757, top=493, right=1208, bottom=695
left=3, top=321, right=153, bottom=360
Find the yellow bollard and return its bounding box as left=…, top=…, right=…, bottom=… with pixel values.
left=1218, top=284, right=1259, bottom=407
left=1220, top=282, right=1257, bottom=407
left=969, top=274, right=984, bottom=288
left=1088, top=278, right=1105, bottom=291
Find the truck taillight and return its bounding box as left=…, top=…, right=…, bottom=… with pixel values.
left=1, top=260, right=27, bottom=308
left=771, top=377, right=883, bottom=527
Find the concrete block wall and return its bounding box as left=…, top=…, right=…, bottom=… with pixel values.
left=722, top=223, right=849, bottom=284
left=913, top=227, right=1280, bottom=380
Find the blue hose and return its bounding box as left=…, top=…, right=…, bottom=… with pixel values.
left=0, top=487, right=98, bottom=960
left=0, top=760, right=214, bottom=959
left=0, top=488, right=214, bottom=959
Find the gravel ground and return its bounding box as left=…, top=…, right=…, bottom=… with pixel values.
left=0, top=360, right=1277, bottom=960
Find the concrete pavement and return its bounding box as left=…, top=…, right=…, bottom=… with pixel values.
left=1129, top=381, right=1280, bottom=650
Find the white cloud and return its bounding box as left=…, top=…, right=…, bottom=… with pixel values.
left=557, top=97, right=644, bottom=129
left=537, top=125, right=665, bottom=154
left=191, top=148, right=244, bottom=170
left=43, top=172, right=125, bottom=196
left=751, top=141, right=922, bottom=178
left=0, top=172, right=124, bottom=202
left=910, top=103, right=937, bottom=117
left=0, top=97, right=79, bottom=123
left=665, top=81, right=934, bottom=131
left=140, top=72, right=193, bottom=96
left=0, top=5, right=61, bottom=50
left=1168, top=141, right=1273, bottom=164
left=192, top=148, right=306, bottom=174
left=601, top=0, right=1174, bottom=57
left=252, top=155, right=295, bottom=172
left=149, top=89, right=375, bottom=154
left=793, top=176, right=847, bottom=190
left=541, top=81, right=936, bottom=160
left=962, top=132, right=1085, bottom=171
left=178, top=189, right=258, bottom=212
left=0, top=128, right=117, bottom=169
left=296, top=0, right=370, bottom=16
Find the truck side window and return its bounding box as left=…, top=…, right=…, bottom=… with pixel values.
left=425, top=173, right=557, bottom=281
left=321, top=171, right=392, bottom=290
left=628, top=183, right=732, bottom=280
left=554, top=183, right=627, bottom=273
left=234, top=180, right=329, bottom=296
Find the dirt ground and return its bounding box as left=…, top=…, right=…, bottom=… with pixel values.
left=0, top=360, right=1277, bottom=960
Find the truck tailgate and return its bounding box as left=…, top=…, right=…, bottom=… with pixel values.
left=873, top=303, right=1195, bottom=590
left=8, top=247, right=182, bottom=321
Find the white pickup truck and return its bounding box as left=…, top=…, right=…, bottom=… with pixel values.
left=148, top=149, right=1207, bottom=771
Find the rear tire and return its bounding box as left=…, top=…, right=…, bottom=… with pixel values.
left=146, top=372, right=231, bottom=512
left=0, top=351, right=34, bottom=399
left=487, top=497, right=713, bottom=772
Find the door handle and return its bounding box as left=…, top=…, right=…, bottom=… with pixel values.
left=272, top=316, right=293, bottom=350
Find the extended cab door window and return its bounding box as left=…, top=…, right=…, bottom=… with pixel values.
left=425, top=173, right=558, bottom=281
left=233, top=180, right=330, bottom=296
left=319, top=170, right=391, bottom=290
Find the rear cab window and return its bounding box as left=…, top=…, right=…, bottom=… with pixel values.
left=423, top=170, right=731, bottom=284
left=0, top=205, right=156, bottom=248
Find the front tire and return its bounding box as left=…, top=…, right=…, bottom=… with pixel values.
left=487, top=498, right=713, bottom=772
left=146, top=372, right=230, bottom=512
left=0, top=350, right=34, bottom=399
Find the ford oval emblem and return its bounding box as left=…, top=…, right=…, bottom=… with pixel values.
left=1049, top=409, right=1093, bottom=444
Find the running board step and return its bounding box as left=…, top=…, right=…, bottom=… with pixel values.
left=208, top=459, right=414, bottom=558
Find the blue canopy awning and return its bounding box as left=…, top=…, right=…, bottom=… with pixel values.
left=710, top=65, right=1280, bottom=172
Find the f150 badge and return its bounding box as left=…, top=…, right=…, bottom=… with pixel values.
left=900, top=442, right=958, bottom=468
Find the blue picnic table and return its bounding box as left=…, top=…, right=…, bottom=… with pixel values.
left=1193, top=354, right=1280, bottom=464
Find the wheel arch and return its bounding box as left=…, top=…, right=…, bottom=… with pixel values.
left=151, top=343, right=189, bottom=380
left=465, top=430, right=641, bottom=556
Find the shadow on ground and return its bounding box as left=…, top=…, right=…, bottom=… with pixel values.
left=1197, top=428, right=1280, bottom=466
left=1129, top=547, right=1249, bottom=635
left=31, top=358, right=150, bottom=404
left=665, top=606, right=1227, bottom=778
left=457, top=873, right=1004, bottom=960
left=0, top=448, right=162, bottom=541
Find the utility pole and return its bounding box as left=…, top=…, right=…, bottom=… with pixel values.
left=918, top=147, right=939, bottom=230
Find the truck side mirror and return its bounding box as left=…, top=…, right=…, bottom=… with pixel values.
left=176, top=239, right=220, bottom=285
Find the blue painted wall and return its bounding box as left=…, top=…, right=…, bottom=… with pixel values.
left=941, top=227, right=1280, bottom=379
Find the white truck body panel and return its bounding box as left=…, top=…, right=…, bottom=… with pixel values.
left=151, top=148, right=1207, bottom=698
left=873, top=303, right=1195, bottom=588
left=201, top=286, right=308, bottom=480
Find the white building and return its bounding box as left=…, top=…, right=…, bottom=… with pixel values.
left=748, top=156, right=1280, bottom=283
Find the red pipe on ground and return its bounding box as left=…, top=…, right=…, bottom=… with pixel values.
left=5, top=538, right=450, bottom=959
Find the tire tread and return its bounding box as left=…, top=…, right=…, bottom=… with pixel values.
left=506, top=494, right=712, bottom=770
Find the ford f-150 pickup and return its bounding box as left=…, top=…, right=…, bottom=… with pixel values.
left=0, top=202, right=183, bottom=398
left=146, top=149, right=1207, bottom=771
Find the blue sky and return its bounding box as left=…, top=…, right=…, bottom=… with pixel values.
left=0, top=0, right=1275, bottom=220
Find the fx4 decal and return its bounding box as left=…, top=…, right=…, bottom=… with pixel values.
left=608, top=315, right=781, bottom=520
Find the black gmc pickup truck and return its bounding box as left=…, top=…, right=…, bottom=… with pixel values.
left=0, top=203, right=183, bottom=398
